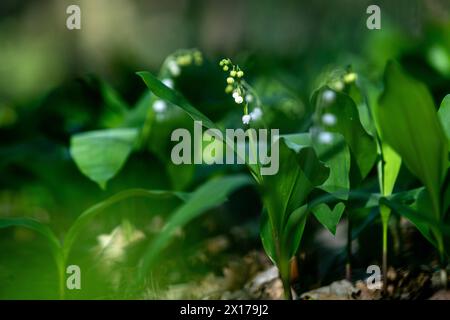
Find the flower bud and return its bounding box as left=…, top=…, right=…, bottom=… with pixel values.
left=225, top=85, right=233, bottom=94
left=344, top=72, right=357, bottom=84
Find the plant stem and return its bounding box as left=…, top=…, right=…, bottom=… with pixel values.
left=57, top=256, right=65, bottom=300
left=280, top=261, right=292, bottom=300
left=283, top=280, right=292, bottom=300
left=435, top=232, right=448, bottom=289
left=440, top=269, right=448, bottom=290
left=382, top=220, right=388, bottom=291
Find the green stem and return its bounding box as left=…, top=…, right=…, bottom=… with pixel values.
left=432, top=228, right=447, bottom=288
left=382, top=219, right=388, bottom=290
left=247, top=127, right=262, bottom=184
left=58, top=260, right=65, bottom=300
left=279, top=259, right=292, bottom=300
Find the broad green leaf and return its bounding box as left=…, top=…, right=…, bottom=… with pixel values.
left=123, top=91, right=153, bottom=127
left=377, top=142, right=401, bottom=226
left=63, top=189, right=187, bottom=260
left=347, top=80, right=377, bottom=137
left=444, top=179, right=450, bottom=220
left=138, top=175, right=251, bottom=279
left=380, top=196, right=444, bottom=249
left=378, top=143, right=401, bottom=196
left=261, top=139, right=329, bottom=263
left=382, top=189, right=450, bottom=253
left=388, top=187, right=425, bottom=203
left=283, top=132, right=350, bottom=199
left=70, top=128, right=139, bottom=189
left=260, top=209, right=277, bottom=263
left=98, top=79, right=129, bottom=128
left=283, top=204, right=309, bottom=258
left=438, top=94, right=450, bottom=145
left=137, top=71, right=217, bottom=130
left=313, top=88, right=377, bottom=182
left=311, top=202, right=345, bottom=235
left=375, top=61, right=448, bottom=219
left=263, top=139, right=329, bottom=233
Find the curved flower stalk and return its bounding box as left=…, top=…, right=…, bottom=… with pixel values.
left=219, top=58, right=264, bottom=126
left=138, top=57, right=347, bottom=299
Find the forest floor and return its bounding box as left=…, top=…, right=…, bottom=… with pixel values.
left=152, top=248, right=450, bottom=300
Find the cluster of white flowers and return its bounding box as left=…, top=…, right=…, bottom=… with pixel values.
left=241, top=107, right=263, bottom=125
left=328, top=71, right=358, bottom=92
left=220, top=58, right=245, bottom=104
left=152, top=50, right=203, bottom=117
left=313, top=85, right=341, bottom=144
left=165, top=49, right=203, bottom=78
left=220, top=58, right=264, bottom=125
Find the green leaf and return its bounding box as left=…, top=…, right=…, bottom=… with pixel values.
left=375, top=61, right=448, bottom=219
left=261, top=139, right=329, bottom=264
left=70, top=128, right=139, bottom=189
left=378, top=143, right=402, bottom=196
left=263, top=139, right=329, bottom=232
left=313, top=88, right=377, bottom=182
left=138, top=175, right=252, bottom=280
left=311, top=202, right=345, bottom=235
left=260, top=209, right=277, bottom=263
left=283, top=132, right=350, bottom=199
left=63, top=189, right=187, bottom=260
left=438, top=94, right=450, bottom=145
left=137, top=71, right=217, bottom=130
left=283, top=204, right=309, bottom=258
left=98, top=79, right=129, bottom=128
left=381, top=196, right=440, bottom=248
